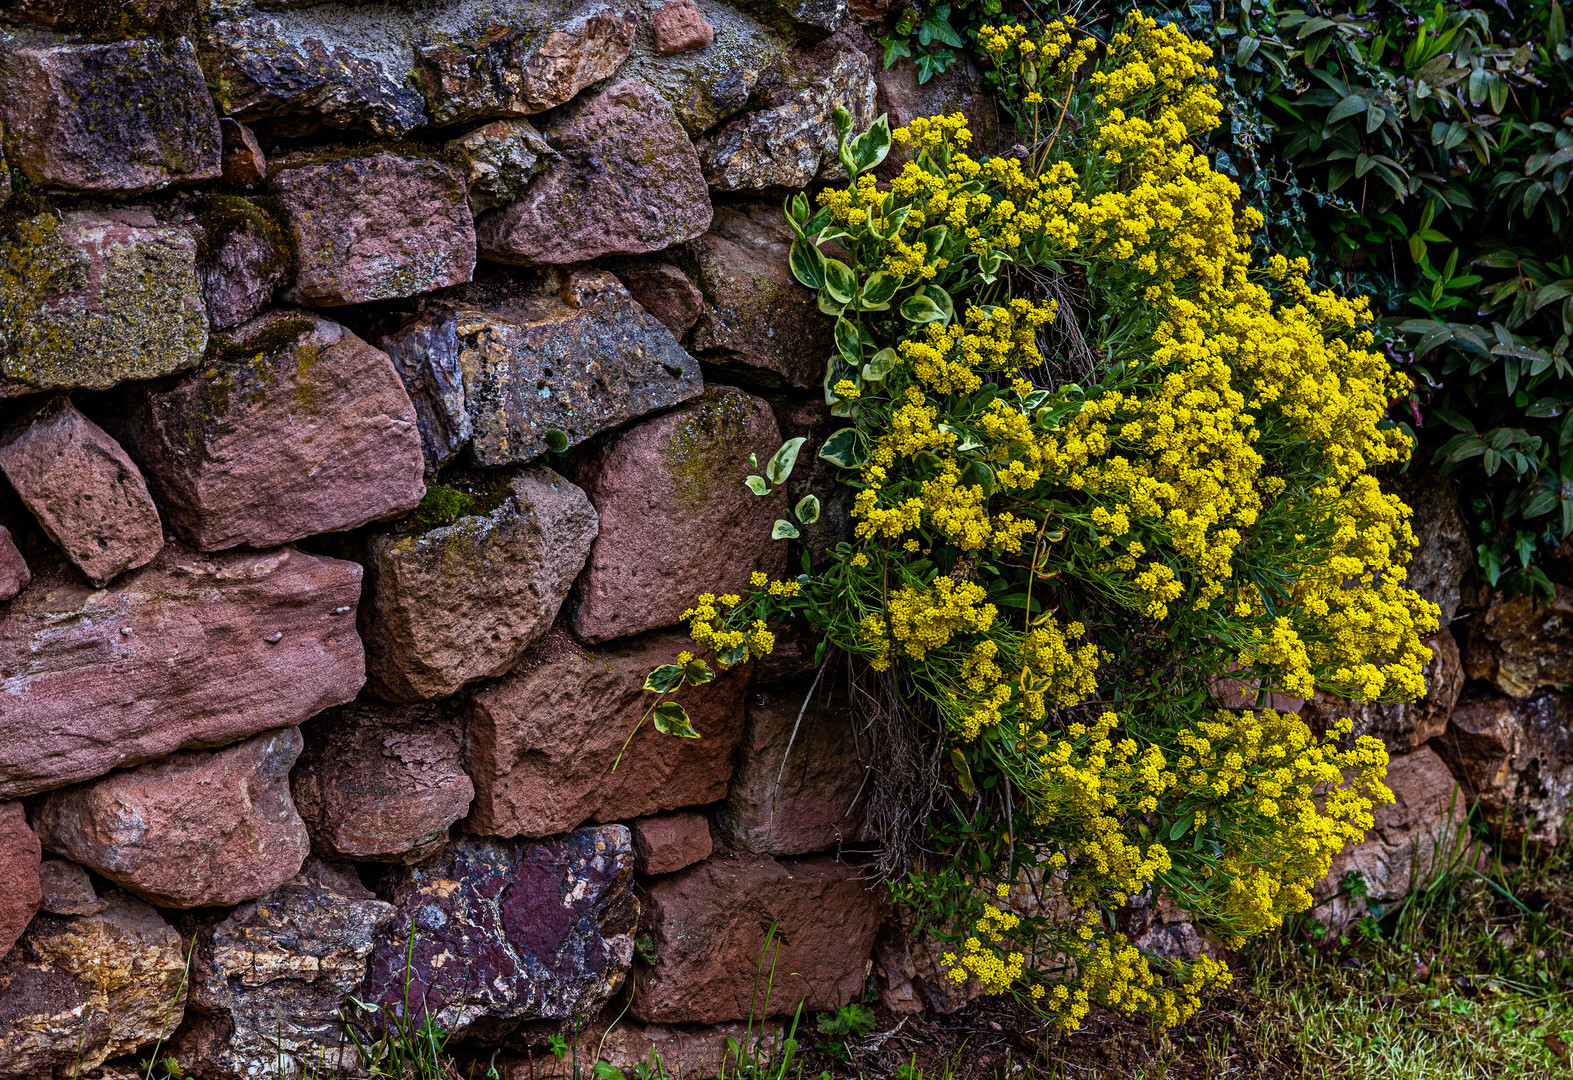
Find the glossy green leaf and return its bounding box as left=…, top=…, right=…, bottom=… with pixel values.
left=766, top=437, right=807, bottom=485
left=834, top=315, right=862, bottom=361
left=789, top=238, right=825, bottom=290
left=818, top=427, right=869, bottom=468
left=683, top=658, right=716, bottom=686
left=643, top=664, right=684, bottom=692
left=899, top=294, right=945, bottom=323
left=651, top=702, right=700, bottom=738
left=860, top=271, right=900, bottom=308
left=863, top=347, right=897, bottom=381
left=822, top=258, right=856, bottom=304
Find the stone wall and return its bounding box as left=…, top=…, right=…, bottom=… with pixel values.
left=0, top=1, right=1559, bottom=1075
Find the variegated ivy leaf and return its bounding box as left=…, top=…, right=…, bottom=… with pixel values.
left=818, top=426, right=869, bottom=468
left=652, top=702, right=700, bottom=738
left=643, top=664, right=684, bottom=693
left=794, top=494, right=821, bottom=524
left=822, top=258, right=856, bottom=304
left=862, top=347, right=897, bottom=381
left=683, top=658, right=716, bottom=686
left=744, top=475, right=772, bottom=495
left=765, top=437, right=807, bottom=485
left=771, top=519, right=801, bottom=540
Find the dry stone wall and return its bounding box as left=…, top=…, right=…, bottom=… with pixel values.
left=0, top=0, right=1562, bottom=1075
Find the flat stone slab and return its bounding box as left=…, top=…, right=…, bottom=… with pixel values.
left=125, top=310, right=426, bottom=552
left=413, top=4, right=638, bottom=126
left=632, top=851, right=879, bottom=1023
left=464, top=628, right=751, bottom=838
left=568, top=386, right=787, bottom=643
left=0, top=892, right=186, bottom=1080
left=273, top=151, right=475, bottom=307
left=364, top=828, right=638, bottom=1043
left=477, top=79, right=712, bottom=265
left=176, top=860, right=395, bottom=1080
left=293, top=698, right=474, bottom=863
left=0, top=543, right=365, bottom=799
left=0, top=209, right=207, bottom=396
left=379, top=269, right=703, bottom=471
left=360, top=464, right=598, bottom=702
left=0, top=33, right=221, bottom=192
left=34, top=727, right=311, bottom=909
left=0, top=396, right=163, bottom=586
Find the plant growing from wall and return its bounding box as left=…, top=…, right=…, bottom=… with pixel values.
left=638, top=12, right=1434, bottom=1031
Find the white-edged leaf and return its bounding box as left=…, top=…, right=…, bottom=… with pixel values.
left=766, top=437, right=807, bottom=485
left=652, top=702, right=700, bottom=738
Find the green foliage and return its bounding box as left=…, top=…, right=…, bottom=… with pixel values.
left=1149, top=0, right=1573, bottom=598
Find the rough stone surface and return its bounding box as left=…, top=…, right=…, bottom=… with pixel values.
left=735, top=0, right=845, bottom=37
left=125, top=311, right=425, bottom=552
left=176, top=861, right=395, bottom=1080
left=633, top=851, right=879, bottom=1023
left=0, top=543, right=364, bottom=799
left=446, top=118, right=555, bottom=213
left=1433, top=689, right=1573, bottom=851
left=292, top=699, right=474, bottom=863
left=0, top=892, right=185, bottom=1079
left=465, top=629, right=750, bottom=838
left=715, top=685, right=868, bottom=855
left=0, top=35, right=221, bottom=192
left=218, top=118, right=266, bottom=184
left=632, top=813, right=714, bottom=875
left=1316, top=746, right=1468, bottom=919
left=654, top=0, right=715, bottom=54
left=183, top=196, right=289, bottom=331
left=0, top=801, right=40, bottom=959
left=874, top=912, right=980, bottom=1016
left=609, top=261, right=705, bottom=336
left=0, top=0, right=189, bottom=32
left=198, top=14, right=428, bottom=137
left=568, top=387, right=787, bottom=643
left=1391, top=469, right=1472, bottom=627
left=0, top=397, right=163, bottom=587
left=34, top=728, right=311, bottom=909
left=274, top=152, right=474, bottom=307
left=696, top=50, right=875, bottom=190
left=0, top=527, right=26, bottom=601
left=477, top=80, right=712, bottom=265
left=0, top=209, right=207, bottom=396
left=379, top=269, right=703, bottom=471
left=414, top=6, right=639, bottom=126
left=361, top=465, right=597, bottom=702
left=684, top=202, right=834, bottom=389
left=620, top=0, right=787, bottom=134
left=36, top=859, right=102, bottom=917
left=1463, top=584, right=1573, bottom=698
left=1301, top=629, right=1463, bottom=753
left=521, top=1020, right=785, bottom=1079
left=363, top=828, right=638, bottom=1043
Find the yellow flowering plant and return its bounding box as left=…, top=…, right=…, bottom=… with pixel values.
left=637, top=12, right=1437, bottom=1031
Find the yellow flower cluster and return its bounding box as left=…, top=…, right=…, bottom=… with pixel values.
left=945, top=905, right=1025, bottom=993
left=681, top=593, right=774, bottom=668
